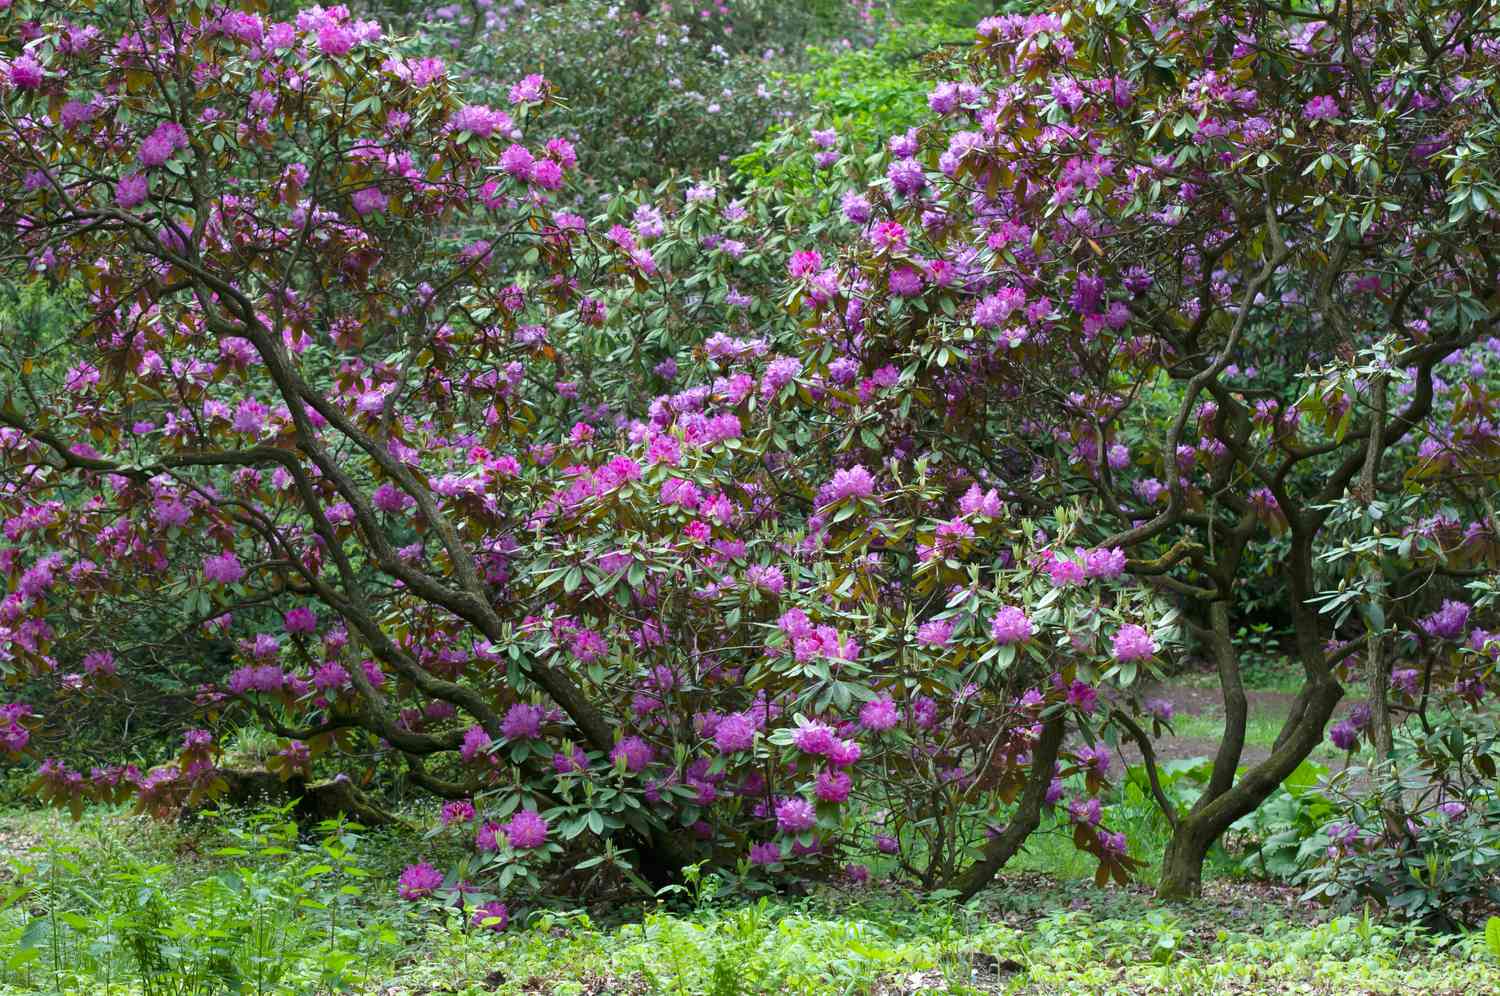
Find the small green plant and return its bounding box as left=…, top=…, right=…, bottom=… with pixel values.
left=1227, top=760, right=1336, bottom=881
left=0, top=805, right=402, bottom=994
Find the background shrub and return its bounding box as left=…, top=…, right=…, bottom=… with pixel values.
left=428, top=0, right=876, bottom=196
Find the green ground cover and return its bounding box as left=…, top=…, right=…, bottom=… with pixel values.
left=0, top=806, right=1492, bottom=995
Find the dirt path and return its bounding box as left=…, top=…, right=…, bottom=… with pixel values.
left=1119, top=681, right=1366, bottom=771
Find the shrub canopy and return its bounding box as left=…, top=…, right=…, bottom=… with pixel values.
left=1, top=0, right=1498, bottom=898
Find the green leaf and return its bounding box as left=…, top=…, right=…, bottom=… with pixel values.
left=18, top=916, right=49, bottom=950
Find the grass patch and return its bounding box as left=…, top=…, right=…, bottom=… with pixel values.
left=1, top=806, right=1492, bottom=994
left=1171, top=710, right=1288, bottom=747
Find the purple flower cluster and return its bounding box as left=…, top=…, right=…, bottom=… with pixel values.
left=505, top=810, right=549, bottom=849
left=990, top=606, right=1034, bottom=645
left=775, top=797, right=817, bottom=834
left=398, top=862, right=444, bottom=900
left=1421, top=599, right=1471, bottom=640
left=1111, top=624, right=1156, bottom=662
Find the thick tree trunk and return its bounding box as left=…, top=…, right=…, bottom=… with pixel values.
left=1157, top=675, right=1342, bottom=898
left=1154, top=600, right=1247, bottom=899
left=1201, top=602, right=1247, bottom=804
left=1157, top=823, right=1211, bottom=899
left=1157, top=517, right=1347, bottom=899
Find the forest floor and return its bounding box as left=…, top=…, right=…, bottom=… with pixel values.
left=0, top=778, right=1494, bottom=994
left=0, top=804, right=1489, bottom=996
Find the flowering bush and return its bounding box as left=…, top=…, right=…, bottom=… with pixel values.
left=1296, top=755, right=1500, bottom=930
left=424, top=0, right=873, bottom=197
left=3, top=0, right=1500, bottom=909
left=1283, top=570, right=1500, bottom=926
left=0, top=0, right=1133, bottom=899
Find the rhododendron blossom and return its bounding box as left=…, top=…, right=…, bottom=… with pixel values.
left=398, top=862, right=444, bottom=900
left=990, top=607, right=1033, bottom=645
left=505, top=810, right=549, bottom=849
left=1111, top=625, right=1157, bottom=663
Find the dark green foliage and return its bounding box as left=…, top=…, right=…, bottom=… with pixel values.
left=1293, top=702, right=1500, bottom=929
left=1227, top=761, right=1338, bottom=881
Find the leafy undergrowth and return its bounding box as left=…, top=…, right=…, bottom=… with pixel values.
left=0, top=807, right=1494, bottom=995
left=376, top=895, right=1496, bottom=995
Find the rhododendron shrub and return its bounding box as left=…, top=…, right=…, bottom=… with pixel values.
left=0, top=0, right=1127, bottom=896
left=1299, top=628, right=1500, bottom=926
left=845, top=0, right=1500, bottom=897
left=0, top=0, right=693, bottom=877
left=1286, top=509, right=1500, bottom=923
left=6, top=0, right=1500, bottom=907
left=737, top=0, right=1500, bottom=898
